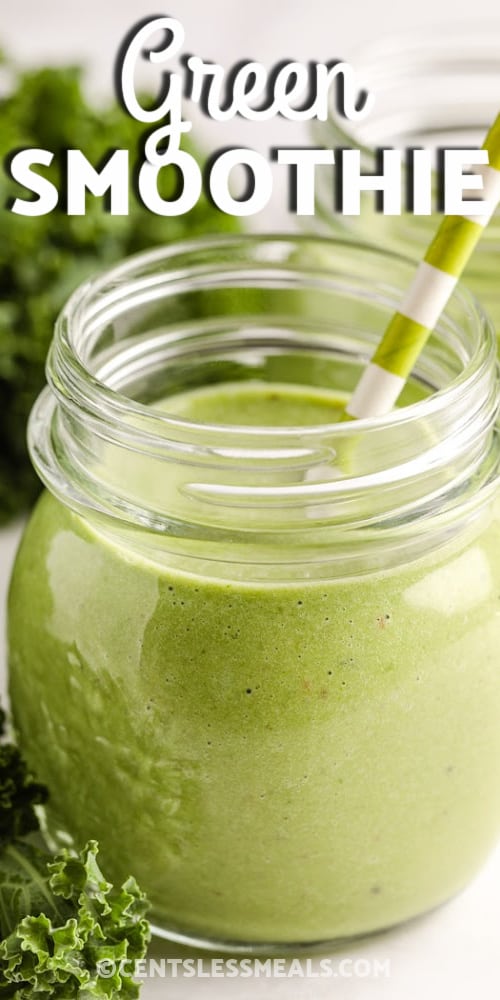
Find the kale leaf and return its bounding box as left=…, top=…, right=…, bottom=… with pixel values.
left=0, top=706, right=151, bottom=996
left=0, top=57, right=239, bottom=524
left=0, top=742, right=48, bottom=845
left=0, top=840, right=150, bottom=998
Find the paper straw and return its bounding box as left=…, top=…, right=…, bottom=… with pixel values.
left=343, top=114, right=500, bottom=421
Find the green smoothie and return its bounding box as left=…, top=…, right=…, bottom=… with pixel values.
left=8, top=380, right=500, bottom=945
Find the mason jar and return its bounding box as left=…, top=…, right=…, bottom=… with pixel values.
left=311, top=24, right=500, bottom=334
left=7, top=235, right=500, bottom=952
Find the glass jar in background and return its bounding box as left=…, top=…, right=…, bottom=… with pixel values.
left=311, top=24, right=500, bottom=334
left=7, top=235, right=500, bottom=952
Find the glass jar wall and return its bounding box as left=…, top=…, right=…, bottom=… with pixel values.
left=7, top=236, right=500, bottom=951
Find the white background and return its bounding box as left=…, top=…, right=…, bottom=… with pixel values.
left=1, top=1, right=500, bottom=997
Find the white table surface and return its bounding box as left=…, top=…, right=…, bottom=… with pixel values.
left=2, top=0, right=500, bottom=996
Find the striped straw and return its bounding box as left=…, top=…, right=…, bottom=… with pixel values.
left=343, top=114, right=500, bottom=421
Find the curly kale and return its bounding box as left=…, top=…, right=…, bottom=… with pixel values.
left=0, top=840, right=150, bottom=998
left=0, top=742, right=48, bottom=845
left=0, top=57, right=239, bottom=524
left=0, top=709, right=151, bottom=996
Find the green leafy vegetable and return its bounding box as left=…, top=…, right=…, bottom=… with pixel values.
left=0, top=56, right=239, bottom=524
left=0, top=742, right=48, bottom=845
left=0, top=710, right=151, bottom=996
left=0, top=840, right=150, bottom=998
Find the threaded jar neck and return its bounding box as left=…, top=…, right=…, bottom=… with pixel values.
left=28, top=235, right=500, bottom=578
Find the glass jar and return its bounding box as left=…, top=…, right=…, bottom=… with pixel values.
left=311, top=24, right=500, bottom=334
left=7, top=235, right=500, bottom=953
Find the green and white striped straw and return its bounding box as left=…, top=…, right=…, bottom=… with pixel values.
left=343, top=113, right=500, bottom=420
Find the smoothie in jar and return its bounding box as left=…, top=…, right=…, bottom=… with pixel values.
left=8, top=237, right=500, bottom=949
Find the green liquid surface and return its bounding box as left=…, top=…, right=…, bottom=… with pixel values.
left=158, top=380, right=345, bottom=425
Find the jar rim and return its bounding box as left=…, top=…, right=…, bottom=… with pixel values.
left=28, top=232, right=500, bottom=567
left=50, top=232, right=495, bottom=440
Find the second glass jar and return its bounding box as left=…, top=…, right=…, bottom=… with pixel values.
left=312, top=24, right=500, bottom=335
